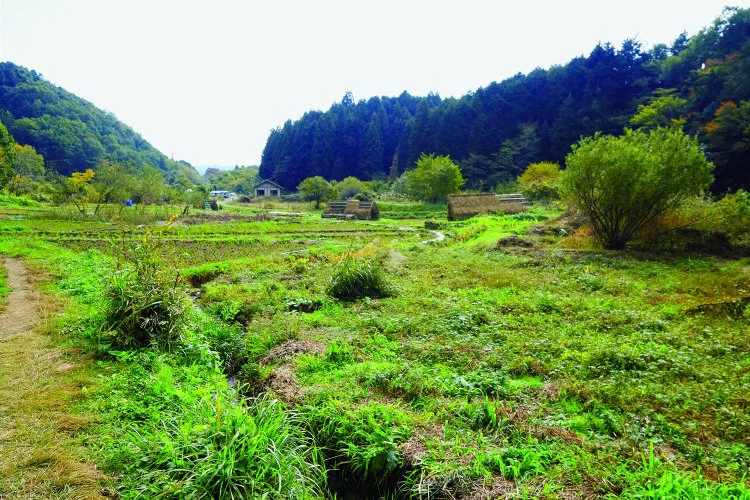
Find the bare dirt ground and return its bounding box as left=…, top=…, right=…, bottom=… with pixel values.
left=0, top=258, right=41, bottom=339
left=0, top=258, right=106, bottom=499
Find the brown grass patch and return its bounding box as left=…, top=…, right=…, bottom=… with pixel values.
left=260, top=339, right=326, bottom=364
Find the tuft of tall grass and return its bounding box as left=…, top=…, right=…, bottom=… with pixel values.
left=326, top=256, right=395, bottom=301
left=131, top=396, right=326, bottom=499
left=101, top=232, right=188, bottom=350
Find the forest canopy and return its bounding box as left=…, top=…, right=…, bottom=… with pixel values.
left=260, top=7, right=750, bottom=193
left=0, top=62, right=200, bottom=185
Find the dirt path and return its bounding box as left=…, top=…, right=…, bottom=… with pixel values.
left=0, top=258, right=41, bottom=339
left=0, top=258, right=105, bottom=499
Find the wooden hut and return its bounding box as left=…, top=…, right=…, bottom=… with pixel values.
left=322, top=199, right=379, bottom=220
left=447, top=194, right=502, bottom=221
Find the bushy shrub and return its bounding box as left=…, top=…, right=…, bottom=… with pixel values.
left=336, top=176, right=373, bottom=201
left=327, top=257, right=395, bottom=301
left=561, top=128, right=713, bottom=249
left=637, top=192, right=750, bottom=251
left=404, top=154, right=465, bottom=203
left=102, top=233, right=188, bottom=350
left=716, top=189, right=750, bottom=236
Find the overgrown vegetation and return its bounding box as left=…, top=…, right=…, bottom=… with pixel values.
left=101, top=229, right=188, bottom=350
left=327, top=256, right=395, bottom=301
left=1, top=6, right=750, bottom=498
left=3, top=194, right=748, bottom=498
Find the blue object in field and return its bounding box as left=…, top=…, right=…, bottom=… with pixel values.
left=125, top=199, right=133, bottom=206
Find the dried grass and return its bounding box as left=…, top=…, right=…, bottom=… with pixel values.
left=499, top=202, right=528, bottom=214
left=447, top=194, right=502, bottom=221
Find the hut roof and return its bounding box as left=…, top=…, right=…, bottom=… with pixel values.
left=252, top=179, right=284, bottom=190
left=447, top=194, right=502, bottom=221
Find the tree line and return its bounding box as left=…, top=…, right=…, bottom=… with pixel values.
left=260, top=7, right=750, bottom=193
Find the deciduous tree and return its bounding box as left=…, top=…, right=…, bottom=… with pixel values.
left=298, top=176, right=335, bottom=209
left=405, top=154, right=465, bottom=203
left=8, top=144, right=45, bottom=195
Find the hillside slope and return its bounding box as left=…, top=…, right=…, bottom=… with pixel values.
left=0, top=62, right=199, bottom=183
left=260, top=7, right=750, bottom=192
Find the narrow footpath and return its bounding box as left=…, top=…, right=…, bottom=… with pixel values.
left=0, top=258, right=105, bottom=499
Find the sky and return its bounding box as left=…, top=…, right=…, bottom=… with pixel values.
left=1, top=0, right=748, bottom=170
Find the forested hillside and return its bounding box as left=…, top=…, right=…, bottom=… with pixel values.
left=260, top=7, right=750, bottom=192
left=0, top=62, right=200, bottom=183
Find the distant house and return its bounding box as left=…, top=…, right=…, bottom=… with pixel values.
left=252, top=180, right=283, bottom=198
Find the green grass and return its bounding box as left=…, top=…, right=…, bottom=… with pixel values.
left=0, top=193, right=40, bottom=207
left=0, top=263, right=7, bottom=306
left=0, top=235, right=327, bottom=498
left=2, top=200, right=750, bottom=498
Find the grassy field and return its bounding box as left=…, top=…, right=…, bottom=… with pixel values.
left=0, top=199, right=748, bottom=498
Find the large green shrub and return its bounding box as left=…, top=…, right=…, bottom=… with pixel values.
left=297, top=176, right=335, bottom=209
left=561, top=128, right=713, bottom=249
left=102, top=234, right=188, bottom=350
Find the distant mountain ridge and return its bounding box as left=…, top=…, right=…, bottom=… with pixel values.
left=0, top=62, right=200, bottom=183
left=260, top=7, right=750, bottom=192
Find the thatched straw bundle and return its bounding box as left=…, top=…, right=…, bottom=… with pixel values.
left=447, top=194, right=502, bottom=221
left=345, top=199, right=361, bottom=213
left=322, top=200, right=380, bottom=220
left=355, top=201, right=380, bottom=220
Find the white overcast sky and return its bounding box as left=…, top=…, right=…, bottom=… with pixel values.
left=1, top=0, right=748, bottom=169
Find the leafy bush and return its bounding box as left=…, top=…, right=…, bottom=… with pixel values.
left=297, top=176, right=335, bottom=209
left=102, top=233, right=188, bottom=350
left=716, top=189, right=750, bottom=236
left=561, top=128, right=713, bottom=249
left=517, top=162, right=561, bottom=203
left=336, top=176, right=374, bottom=201
left=637, top=193, right=747, bottom=251
left=326, top=257, right=395, bottom=301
